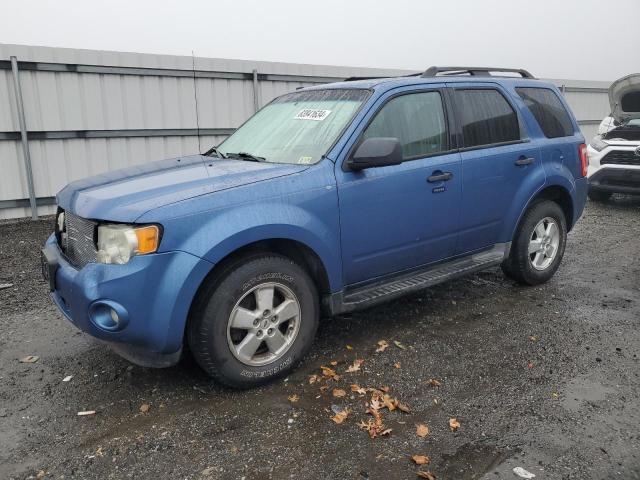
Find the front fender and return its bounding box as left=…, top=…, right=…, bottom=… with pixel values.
left=206, top=208, right=341, bottom=291
left=160, top=201, right=342, bottom=293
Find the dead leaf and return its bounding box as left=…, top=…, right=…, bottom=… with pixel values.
left=19, top=355, right=39, bottom=363
left=379, top=386, right=390, bottom=393
left=36, top=470, right=46, bottom=480
left=95, top=446, right=104, bottom=457
left=397, top=402, right=412, bottom=413
left=77, top=410, right=96, bottom=416
left=449, top=417, right=460, bottom=431
left=427, top=378, right=441, bottom=387
left=375, top=340, right=389, bottom=353
left=319, top=385, right=329, bottom=392
left=350, top=384, right=367, bottom=395
left=332, top=388, right=346, bottom=398
left=140, top=403, right=150, bottom=414
left=331, top=408, right=350, bottom=424
left=416, top=423, right=429, bottom=438
left=529, top=335, right=538, bottom=342
left=393, top=362, right=401, bottom=369
left=359, top=400, right=394, bottom=439
left=330, top=360, right=338, bottom=366
left=417, top=471, right=436, bottom=479
left=393, top=340, right=407, bottom=350
left=411, top=455, right=430, bottom=465
left=346, top=358, right=364, bottom=373
left=359, top=417, right=392, bottom=438
left=381, top=394, right=397, bottom=411
left=308, top=374, right=321, bottom=384
left=321, top=366, right=340, bottom=381
left=288, top=394, right=299, bottom=403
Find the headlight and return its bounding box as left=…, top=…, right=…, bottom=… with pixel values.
left=589, top=136, right=608, bottom=152
left=96, top=224, right=160, bottom=264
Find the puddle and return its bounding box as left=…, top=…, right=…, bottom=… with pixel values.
left=439, top=443, right=514, bottom=479
left=561, top=376, right=616, bottom=412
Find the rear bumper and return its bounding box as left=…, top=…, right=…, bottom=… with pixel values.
left=588, top=167, right=640, bottom=195
left=44, top=234, right=213, bottom=366
left=572, top=177, right=588, bottom=228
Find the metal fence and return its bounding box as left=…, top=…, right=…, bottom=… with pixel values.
left=0, top=43, right=612, bottom=220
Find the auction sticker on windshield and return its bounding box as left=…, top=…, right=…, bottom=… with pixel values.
left=294, top=109, right=332, bottom=121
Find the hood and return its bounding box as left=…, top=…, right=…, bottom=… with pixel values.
left=609, top=73, right=640, bottom=123
left=57, top=155, right=306, bottom=222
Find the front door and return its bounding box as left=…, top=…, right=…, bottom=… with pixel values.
left=335, top=88, right=462, bottom=285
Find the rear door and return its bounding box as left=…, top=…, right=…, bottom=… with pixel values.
left=335, top=86, right=462, bottom=285
left=514, top=86, right=582, bottom=179
left=451, top=85, right=543, bottom=254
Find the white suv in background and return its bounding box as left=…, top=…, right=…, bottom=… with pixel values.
left=587, top=74, right=640, bottom=201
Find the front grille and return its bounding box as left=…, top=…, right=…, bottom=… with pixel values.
left=61, top=212, right=98, bottom=268
left=601, top=150, right=640, bottom=166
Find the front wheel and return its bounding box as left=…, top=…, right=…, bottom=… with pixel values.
left=188, top=255, right=319, bottom=389
left=502, top=200, right=567, bottom=286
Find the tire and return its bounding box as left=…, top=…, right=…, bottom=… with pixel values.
left=588, top=189, right=612, bottom=202
left=501, top=200, right=567, bottom=286
left=188, top=254, right=319, bottom=389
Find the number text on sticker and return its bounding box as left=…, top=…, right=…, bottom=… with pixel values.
left=294, top=109, right=332, bottom=121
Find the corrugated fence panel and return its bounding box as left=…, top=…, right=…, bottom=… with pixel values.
left=0, top=43, right=613, bottom=219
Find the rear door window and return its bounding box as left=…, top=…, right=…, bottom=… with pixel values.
left=454, top=89, right=521, bottom=148
left=362, top=91, right=448, bottom=160
left=516, top=87, right=574, bottom=138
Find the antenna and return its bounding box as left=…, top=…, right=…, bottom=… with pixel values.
left=191, top=50, right=202, bottom=154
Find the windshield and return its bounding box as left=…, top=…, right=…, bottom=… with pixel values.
left=216, top=89, right=370, bottom=165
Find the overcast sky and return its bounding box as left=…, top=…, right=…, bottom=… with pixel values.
left=2, top=0, right=638, bottom=81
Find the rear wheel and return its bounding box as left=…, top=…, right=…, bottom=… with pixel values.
left=587, top=189, right=612, bottom=202
left=502, top=200, right=567, bottom=286
left=188, top=255, right=319, bottom=389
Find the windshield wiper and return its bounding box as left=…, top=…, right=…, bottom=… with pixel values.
left=225, top=152, right=266, bottom=162
left=204, top=146, right=227, bottom=159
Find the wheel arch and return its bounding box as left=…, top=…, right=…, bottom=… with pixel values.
left=512, top=184, right=575, bottom=241
left=184, top=237, right=333, bottom=341
left=203, top=237, right=332, bottom=296
left=530, top=185, right=574, bottom=229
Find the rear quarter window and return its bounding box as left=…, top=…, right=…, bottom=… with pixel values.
left=516, top=87, right=574, bottom=138
left=454, top=89, right=521, bottom=149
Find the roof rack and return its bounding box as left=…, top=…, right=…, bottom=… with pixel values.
left=343, top=72, right=421, bottom=82
left=342, top=67, right=534, bottom=83
left=422, top=66, right=535, bottom=79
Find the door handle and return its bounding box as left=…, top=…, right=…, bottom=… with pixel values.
left=515, top=157, right=535, bottom=166
left=427, top=172, right=453, bottom=183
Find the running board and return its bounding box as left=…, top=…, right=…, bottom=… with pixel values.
left=324, top=243, right=509, bottom=315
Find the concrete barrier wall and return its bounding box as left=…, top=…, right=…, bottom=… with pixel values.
left=0, top=43, right=611, bottom=219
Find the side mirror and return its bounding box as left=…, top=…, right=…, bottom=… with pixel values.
left=347, top=137, right=403, bottom=171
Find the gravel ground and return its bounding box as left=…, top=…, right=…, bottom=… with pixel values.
left=0, top=197, right=639, bottom=480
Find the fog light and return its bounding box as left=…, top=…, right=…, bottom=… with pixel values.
left=89, top=300, right=129, bottom=332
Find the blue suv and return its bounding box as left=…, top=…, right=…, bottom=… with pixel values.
left=42, top=66, right=588, bottom=388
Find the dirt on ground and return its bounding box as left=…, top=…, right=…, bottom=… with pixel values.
left=0, top=197, right=639, bottom=480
